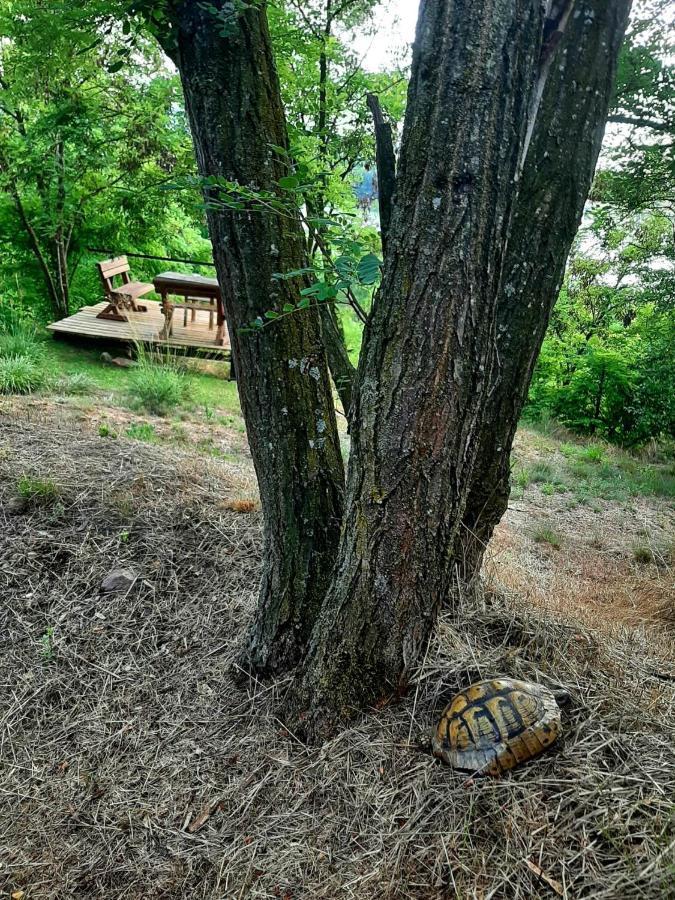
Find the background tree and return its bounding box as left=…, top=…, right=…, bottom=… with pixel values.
left=528, top=209, right=674, bottom=443
left=270, top=0, right=407, bottom=412
left=0, top=0, right=200, bottom=319
left=524, top=0, right=674, bottom=447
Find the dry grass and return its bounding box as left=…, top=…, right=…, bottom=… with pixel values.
left=1, top=411, right=674, bottom=899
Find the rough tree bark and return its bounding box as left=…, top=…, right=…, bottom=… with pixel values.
left=292, top=0, right=549, bottom=735
left=154, top=2, right=345, bottom=673
left=456, top=0, right=632, bottom=578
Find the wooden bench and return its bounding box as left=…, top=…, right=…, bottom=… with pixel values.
left=96, top=256, right=154, bottom=322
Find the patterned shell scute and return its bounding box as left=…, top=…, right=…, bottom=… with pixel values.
left=431, top=678, right=561, bottom=776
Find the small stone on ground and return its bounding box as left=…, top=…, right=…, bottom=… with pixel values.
left=101, top=567, right=137, bottom=592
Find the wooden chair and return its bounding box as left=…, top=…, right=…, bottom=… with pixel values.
left=96, top=256, right=154, bottom=322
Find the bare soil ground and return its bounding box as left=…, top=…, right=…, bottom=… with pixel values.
left=1, top=399, right=673, bottom=899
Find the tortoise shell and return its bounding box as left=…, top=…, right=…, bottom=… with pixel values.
left=431, top=678, right=561, bottom=776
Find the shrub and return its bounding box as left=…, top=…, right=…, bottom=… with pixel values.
left=0, top=355, right=45, bottom=394
left=128, top=361, right=188, bottom=416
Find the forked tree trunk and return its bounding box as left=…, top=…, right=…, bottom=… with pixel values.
left=292, top=0, right=548, bottom=736
left=155, top=2, right=345, bottom=673
left=456, top=0, right=632, bottom=578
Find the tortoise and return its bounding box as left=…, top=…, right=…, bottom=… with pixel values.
left=429, top=678, right=562, bottom=776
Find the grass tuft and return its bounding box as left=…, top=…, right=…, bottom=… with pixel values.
left=128, top=358, right=189, bottom=416
left=125, top=422, right=157, bottom=442
left=56, top=372, right=97, bottom=395
left=633, top=544, right=654, bottom=564
left=531, top=525, right=562, bottom=549
left=0, top=355, right=45, bottom=394
left=17, top=474, right=60, bottom=505
left=0, top=330, right=40, bottom=361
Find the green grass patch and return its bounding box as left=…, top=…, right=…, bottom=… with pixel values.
left=339, top=308, right=364, bottom=367
left=526, top=432, right=675, bottom=501
left=0, top=330, right=41, bottom=361
left=0, top=355, right=46, bottom=394
left=528, top=461, right=555, bottom=483
left=42, top=340, right=243, bottom=419
left=55, top=372, right=98, bottom=395
left=564, top=456, right=674, bottom=501
left=17, top=475, right=60, bottom=505
left=578, top=444, right=605, bottom=464
left=531, top=526, right=562, bottom=549
left=125, top=422, right=157, bottom=442
left=128, top=360, right=188, bottom=416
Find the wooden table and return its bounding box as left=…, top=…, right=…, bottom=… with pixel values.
left=153, top=271, right=226, bottom=346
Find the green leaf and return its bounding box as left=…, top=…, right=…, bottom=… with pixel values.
left=307, top=217, right=342, bottom=228
left=273, top=267, right=315, bottom=280
left=335, top=255, right=356, bottom=278
left=267, top=143, right=290, bottom=157
left=265, top=310, right=280, bottom=320
left=279, top=174, right=300, bottom=191
left=357, top=253, right=382, bottom=285
left=316, top=283, right=338, bottom=301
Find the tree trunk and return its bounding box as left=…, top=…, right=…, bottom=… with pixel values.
left=456, top=0, right=632, bottom=579
left=0, top=150, right=63, bottom=317
left=592, top=365, right=607, bottom=433
left=292, top=0, right=548, bottom=737
left=155, top=2, right=345, bottom=674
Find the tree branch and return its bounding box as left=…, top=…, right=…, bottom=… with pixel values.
left=608, top=113, right=672, bottom=133
left=521, top=0, right=576, bottom=167
left=366, top=92, right=396, bottom=256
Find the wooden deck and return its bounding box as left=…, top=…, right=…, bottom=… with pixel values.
left=48, top=300, right=231, bottom=355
